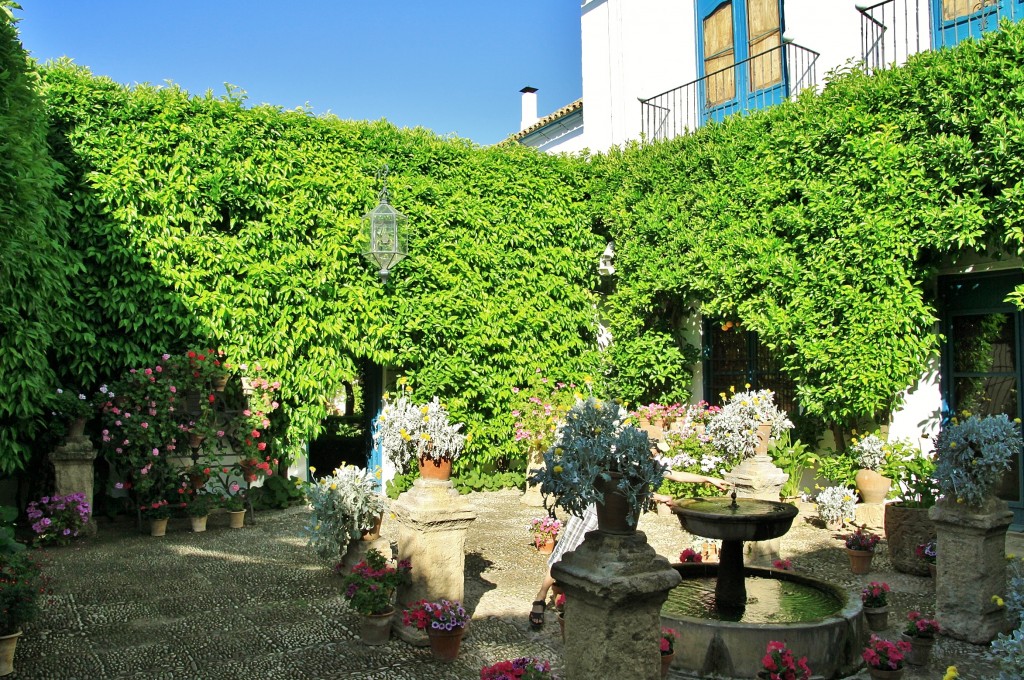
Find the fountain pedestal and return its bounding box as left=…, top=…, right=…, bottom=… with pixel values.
left=724, top=454, right=788, bottom=562
left=553, top=529, right=680, bottom=680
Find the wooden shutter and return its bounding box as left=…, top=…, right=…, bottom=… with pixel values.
left=747, top=0, right=781, bottom=91
left=703, top=2, right=735, bottom=106
left=943, top=0, right=980, bottom=21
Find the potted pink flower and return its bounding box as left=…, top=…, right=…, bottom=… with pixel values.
left=862, top=634, right=911, bottom=678
left=901, top=611, right=940, bottom=666
left=760, top=640, right=811, bottom=680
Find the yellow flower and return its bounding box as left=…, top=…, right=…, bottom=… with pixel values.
left=729, top=385, right=735, bottom=393
left=555, top=447, right=563, bottom=455
left=594, top=427, right=602, bottom=434
left=595, top=400, right=603, bottom=408
left=943, top=666, right=959, bottom=680
left=397, top=377, right=408, bottom=385
left=843, top=495, right=852, bottom=502
left=744, top=383, right=751, bottom=389
left=400, top=429, right=411, bottom=441
left=308, top=466, right=317, bottom=473
left=1008, top=553, right=1017, bottom=560
left=961, top=410, right=972, bottom=418
left=374, top=469, right=382, bottom=478
left=583, top=375, right=593, bottom=385
left=420, top=433, right=431, bottom=441
left=466, top=433, right=473, bottom=442
left=719, top=392, right=727, bottom=401
left=421, top=406, right=429, bottom=414
left=405, top=385, right=412, bottom=392
left=992, top=595, right=1005, bottom=607
left=330, top=483, right=337, bottom=490
left=553, top=465, right=564, bottom=474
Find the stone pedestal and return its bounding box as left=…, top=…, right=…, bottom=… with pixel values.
left=930, top=496, right=1013, bottom=643
left=521, top=457, right=546, bottom=507
left=339, top=536, right=391, bottom=572
left=48, top=436, right=98, bottom=536
left=391, top=477, right=476, bottom=645
left=552, top=529, right=681, bottom=680
left=885, top=504, right=935, bottom=576
left=855, top=502, right=886, bottom=533
left=724, top=454, right=788, bottom=563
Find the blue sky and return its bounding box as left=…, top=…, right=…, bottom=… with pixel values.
left=15, top=1, right=582, bottom=145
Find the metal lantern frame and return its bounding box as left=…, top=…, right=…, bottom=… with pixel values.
left=360, top=165, right=408, bottom=283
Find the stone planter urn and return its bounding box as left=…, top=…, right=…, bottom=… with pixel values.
left=884, top=504, right=935, bottom=576
left=929, top=495, right=1013, bottom=643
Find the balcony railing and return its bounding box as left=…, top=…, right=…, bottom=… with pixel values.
left=639, top=42, right=819, bottom=143
left=859, top=0, right=1016, bottom=74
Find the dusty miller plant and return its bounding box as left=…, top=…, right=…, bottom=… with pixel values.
left=304, top=465, right=387, bottom=562
left=530, top=397, right=664, bottom=525
left=372, top=394, right=466, bottom=470
left=706, top=389, right=792, bottom=463
left=815, top=485, right=858, bottom=526
left=990, top=556, right=1024, bottom=679
left=933, top=414, right=1022, bottom=508
left=851, top=434, right=886, bottom=471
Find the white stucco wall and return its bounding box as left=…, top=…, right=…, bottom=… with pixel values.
left=783, top=0, right=866, bottom=82
left=581, top=0, right=697, bottom=151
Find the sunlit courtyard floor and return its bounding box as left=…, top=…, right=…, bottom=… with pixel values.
left=14, top=489, right=1021, bottom=678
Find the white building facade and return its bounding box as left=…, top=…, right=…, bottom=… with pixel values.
left=514, top=0, right=1024, bottom=528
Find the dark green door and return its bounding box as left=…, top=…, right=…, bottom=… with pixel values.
left=941, top=270, right=1024, bottom=529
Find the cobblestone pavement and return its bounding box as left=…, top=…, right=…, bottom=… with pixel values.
left=12, top=490, right=1022, bottom=679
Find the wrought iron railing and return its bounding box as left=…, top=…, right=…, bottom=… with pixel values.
left=639, top=42, right=819, bottom=143
left=859, top=0, right=1012, bottom=74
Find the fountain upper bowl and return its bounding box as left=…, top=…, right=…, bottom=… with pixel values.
left=671, top=497, right=798, bottom=542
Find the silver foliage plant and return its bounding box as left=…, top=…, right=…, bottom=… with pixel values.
left=304, top=465, right=386, bottom=562
left=706, top=389, right=792, bottom=462
left=372, top=395, right=466, bottom=470
left=990, top=556, right=1024, bottom=679
left=530, top=396, right=665, bottom=525
left=933, top=414, right=1022, bottom=508
left=850, top=434, right=886, bottom=471
left=814, top=485, right=858, bottom=526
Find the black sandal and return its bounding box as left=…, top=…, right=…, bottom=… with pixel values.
left=529, top=599, right=546, bottom=629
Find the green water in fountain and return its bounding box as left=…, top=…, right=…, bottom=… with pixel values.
left=661, top=576, right=843, bottom=623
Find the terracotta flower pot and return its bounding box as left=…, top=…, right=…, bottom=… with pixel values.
left=359, top=610, right=393, bottom=646
left=418, top=456, right=452, bottom=481
left=361, top=514, right=384, bottom=541
left=150, top=518, right=169, bottom=537
left=594, top=472, right=639, bottom=535
left=855, top=469, right=892, bottom=504
left=427, top=625, right=465, bottom=662
left=534, top=535, right=555, bottom=554
left=660, top=652, right=674, bottom=679
left=867, top=667, right=904, bottom=680
left=900, top=634, right=935, bottom=666
left=846, top=548, right=873, bottom=574
left=0, top=630, right=22, bottom=677
left=863, top=605, right=889, bottom=631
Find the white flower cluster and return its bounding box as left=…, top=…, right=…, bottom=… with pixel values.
left=815, top=485, right=858, bottom=525
left=706, top=389, right=792, bottom=461
left=372, top=395, right=465, bottom=469
left=851, top=434, right=886, bottom=471
left=304, top=465, right=386, bottom=562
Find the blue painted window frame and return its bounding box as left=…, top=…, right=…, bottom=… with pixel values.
left=695, top=0, right=787, bottom=124
left=931, top=0, right=1024, bottom=50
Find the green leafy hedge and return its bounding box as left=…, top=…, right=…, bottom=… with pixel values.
left=34, top=61, right=602, bottom=472
left=0, top=9, right=73, bottom=472
left=591, top=21, right=1024, bottom=430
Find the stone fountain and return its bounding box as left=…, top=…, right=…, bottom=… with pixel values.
left=666, top=491, right=864, bottom=678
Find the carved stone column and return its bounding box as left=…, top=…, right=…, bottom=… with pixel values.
left=930, top=496, right=1012, bottom=643
left=391, top=477, right=476, bottom=645
left=553, top=530, right=681, bottom=680
left=48, top=435, right=98, bottom=536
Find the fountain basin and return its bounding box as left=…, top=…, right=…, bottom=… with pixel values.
left=671, top=497, right=798, bottom=542
left=661, top=564, right=865, bottom=679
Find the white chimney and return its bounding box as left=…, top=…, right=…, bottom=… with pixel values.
left=520, top=86, right=538, bottom=131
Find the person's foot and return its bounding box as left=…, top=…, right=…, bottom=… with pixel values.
left=529, top=599, right=546, bottom=629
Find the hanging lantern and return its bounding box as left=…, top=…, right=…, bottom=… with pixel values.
left=360, top=165, right=407, bottom=283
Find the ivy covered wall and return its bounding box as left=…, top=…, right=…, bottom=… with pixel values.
left=0, top=9, right=73, bottom=473
left=35, top=62, right=603, bottom=472
left=592, top=21, right=1024, bottom=432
